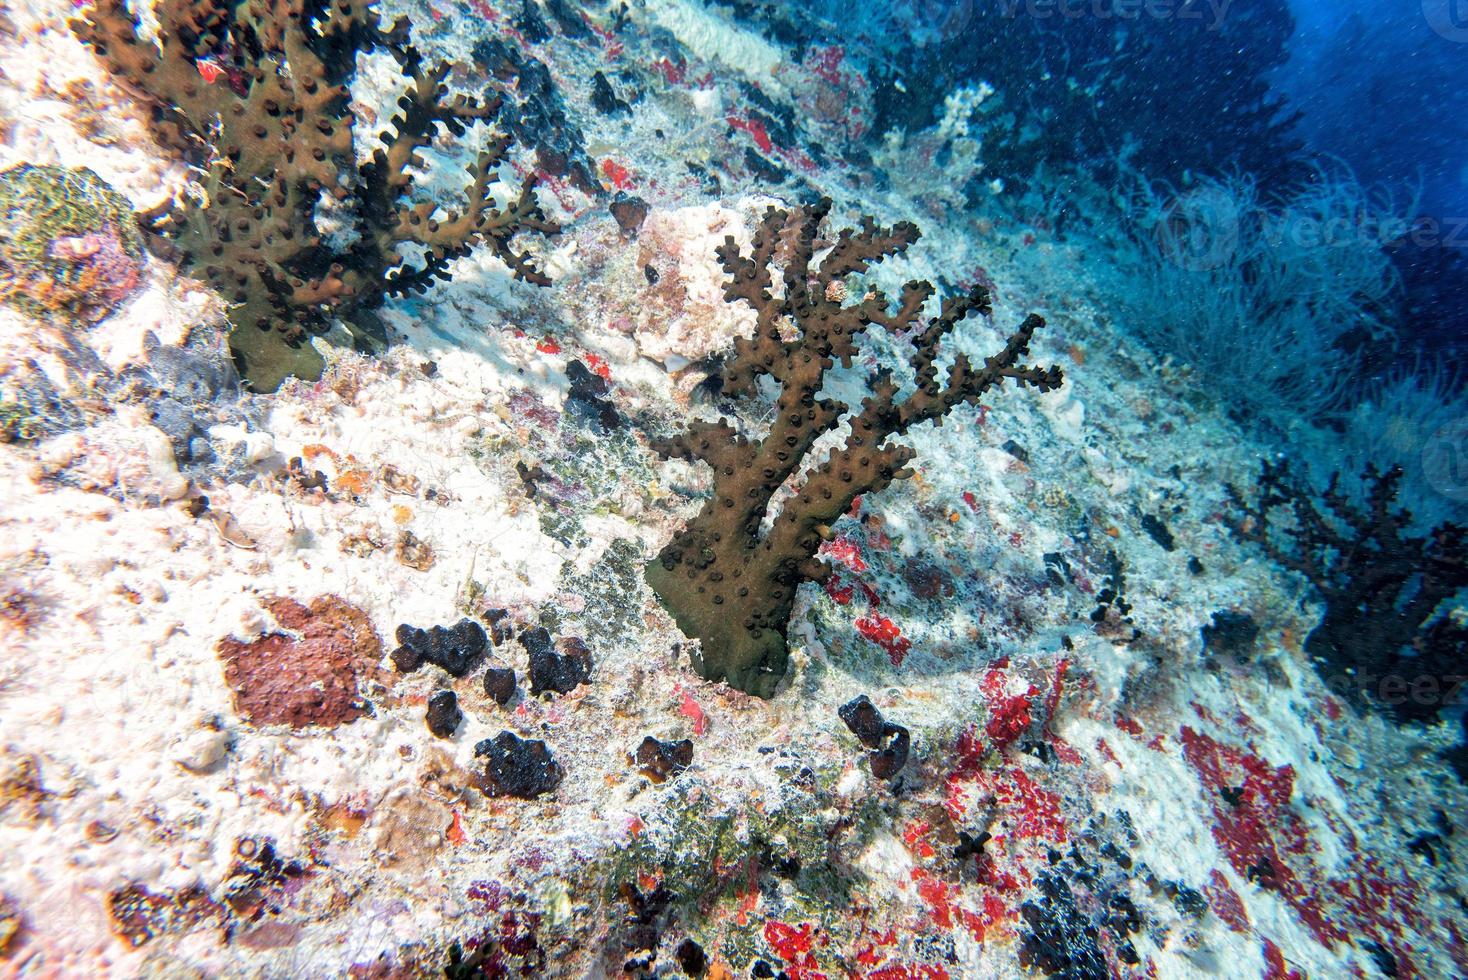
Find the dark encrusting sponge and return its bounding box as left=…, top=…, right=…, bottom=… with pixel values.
left=645, top=198, right=1063, bottom=697
left=72, top=0, right=559, bottom=392
left=838, top=695, right=910, bottom=781
left=520, top=627, right=593, bottom=696
left=476, top=731, right=564, bottom=799
left=634, top=736, right=693, bottom=783
left=392, top=619, right=488, bottom=677
left=425, top=690, right=462, bottom=738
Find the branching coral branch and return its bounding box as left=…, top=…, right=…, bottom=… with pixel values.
left=1227, top=461, right=1467, bottom=722
left=647, top=198, right=1063, bottom=697
left=72, top=0, right=559, bottom=391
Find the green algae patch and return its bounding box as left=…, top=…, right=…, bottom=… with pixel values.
left=0, top=165, right=145, bottom=323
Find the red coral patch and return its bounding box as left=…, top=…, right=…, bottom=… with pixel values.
left=217, top=596, right=382, bottom=728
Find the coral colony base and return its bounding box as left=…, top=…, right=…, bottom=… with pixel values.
left=0, top=0, right=1464, bottom=978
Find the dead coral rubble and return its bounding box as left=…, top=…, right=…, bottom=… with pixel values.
left=1227, top=461, right=1467, bottom=723
left=646, top=198, right=1063, bottom=697
left=71, top=0, right=559, bottom=392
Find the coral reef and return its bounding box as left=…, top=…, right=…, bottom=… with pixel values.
left=216, top=595, right=383, bottom=729
left=0, top=164, right=145, bottom=322
left=646, top=198, right=1062, bottom=696
left=71, top=0, right=559, bottom=391
left=1227, top=461, right=1467, bottom=722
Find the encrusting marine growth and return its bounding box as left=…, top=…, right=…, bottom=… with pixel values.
left=71, top=0, right=559, bottom=392
left=0, top=165, right=146, bottom=323
left=647, top=198, right=1063, bottom=697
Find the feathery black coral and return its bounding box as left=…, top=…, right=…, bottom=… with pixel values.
left=1227, top=461, right=1468, bottom=723
left=647, top=199, right=1064, bottom=697
left=72, top=0, right=559, bottom=392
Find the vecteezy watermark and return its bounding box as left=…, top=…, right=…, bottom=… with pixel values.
left=1423, top=0, right=1468, bottom=42
left=1152, top=202, right=1468, bottom=272
left=1001, top=0, right=1235, bottom=31
left=912, top=0, right=977, bottom=44
left=1388, top=214, right=1468, bottom=250
left=1153, top=184, right=1242, bottom=271
left=1424, top=417, right=1468, bottom=503
left=1322, top=668, right=1468, bottom=712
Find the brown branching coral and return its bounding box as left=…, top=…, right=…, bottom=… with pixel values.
left=647, top=198, right=1063, bottom=697
left=1227, top=461, right=1467, bottom=723
left=71, top=0, right=559, bottom=392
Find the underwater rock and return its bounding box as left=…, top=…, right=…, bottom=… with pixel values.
left=113, top=330, right=246, bottom=476
left=483, top=666, right=517, bottom=706
left=475, top=731, right=564, bottom=799
left=36, top=414, right=189, bottom=502
left=392, top=620, right=488, bottom=677
left=838, top=695, right=911, bottom=780
left=0, top=165, right=145, bottom=323
left=1201, top=610, right=1260, bottom=659
left=521, top=627, right=592, bottom=696
left=634, top=736, right=693, bottom=783
left=217, top=596, right=383, bottom=729
left=426, top=691, right=462, bottom=738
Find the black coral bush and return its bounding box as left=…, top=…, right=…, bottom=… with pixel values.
left=72, top=0, right=559, bottom=391
left=647, top=199, right=1063, bottom=697
left=1227, top=461, right=1467, bottom=723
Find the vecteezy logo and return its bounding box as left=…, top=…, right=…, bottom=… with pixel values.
left=1423, top=417, right=1468, bottom=503
left=1423, top=0, right=1468, bottom=41
left=1154, top=185, right=1242, bottom=272
left=910, top=0, right=977, bottom=43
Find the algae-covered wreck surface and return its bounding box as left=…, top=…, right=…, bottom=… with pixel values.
left=1, top=0, right=1466, bottom=977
